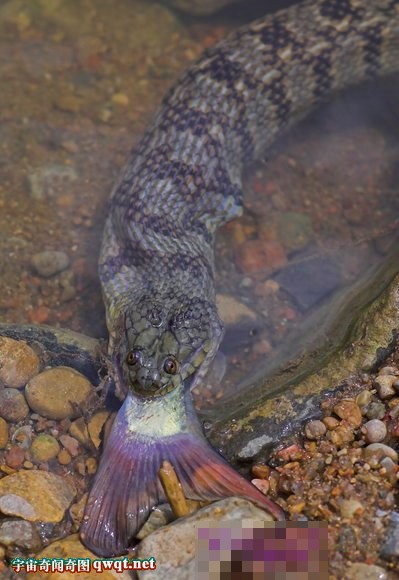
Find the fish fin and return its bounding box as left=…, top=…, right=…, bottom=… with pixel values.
left=80, top=419, right=163, bottom=557
left=164, top=434, right=285, bottom=522
left=80, top=418, right=284, bottom=556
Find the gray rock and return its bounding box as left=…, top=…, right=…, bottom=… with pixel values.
left=0, top=388, right=29, bottom=422
left=31, top=250, right=70, bottom=277
left=137, top=497, right=274, bottom=579
left=28, top=164, right=78, bottom=200
left=275, top=211, right=313, bottom=252
left=0, top=518, right=41, bottom=549
left=345, top=563, right=387, bottom=579
left=380, top=512, right=399, bottom=559
left=274, top=252, right=342, bottom=310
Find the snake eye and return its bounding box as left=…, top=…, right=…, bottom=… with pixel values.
left=126, top=350, right=140, bottom=366
left=163, top=356, right=179, bottom=375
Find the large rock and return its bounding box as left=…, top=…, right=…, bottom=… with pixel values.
left=137, top=497, right=274, bottom=579
left=0, top=337, right=40, bottom=388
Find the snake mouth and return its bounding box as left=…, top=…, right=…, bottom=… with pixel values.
left=130, top=381, right=177, bottom=398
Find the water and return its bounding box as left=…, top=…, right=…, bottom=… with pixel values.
left=0, top=0, right=398, bottom=410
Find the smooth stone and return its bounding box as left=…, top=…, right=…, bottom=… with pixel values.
left=374, top=375, right=396, bottom=399
left=28, top=164, right=78, bottom=201
left=345, top=563, right=387, bottom=579
left=364, top=443, right=398, bottom=463
left=304, top=419, right=327, bottom=440
left=333, top=400, right=362, bottom=428
left=30, top=434, right=60, bottom=463
left=25, top=366, right=93, bottom=420
left=0, top=388, right=29, bottom=422
left=274, top=252, right=342, bottom=311
left=137, top=497, right=274, bottom=579
left=35, top=534, right=130, bottom=579
left=0, top=336, right=40, bottom=388
left=0, top=518, right=41, bottom=549
left=0, top=470, right=76, bottom=522
left=216, top=294, right=257, bottom=325
left=0, top=417, right=9, bottom=448
left=362, top=419, right=387, bottom=443
left=31, top=250, right=70, bottom=278
left=274, top=211, right=313, bottom=252
left=380, top=512, right=399, bottom=558
left=339, top=499, right=364, bottom=518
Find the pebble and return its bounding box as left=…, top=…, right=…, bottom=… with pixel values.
left=0, top=388, right=29, bottom=422
left=0, top=337, right=40, bottom=388
left=88, top=411, right=109, bottom=448
left=28, top=164, right=78, bottom=201
left=364, top=443, right=398, bottom=463
left=356, top=389, right=372, bottom=409
left=25, top=366, right=93, bottom=420
left=0, top=417, right=9, bottom=448
left=273, top=211, right=313, bottom=252
left=59, top=433, right=80, bottom=457
left=0, top=470, right=76, bottom=522
left=30, top=434, right=60, bottom=463
left=57, top=448, right=72, bottom=465
left=69, top=417, right=90, bottom=446
left=69, top=493, right=88, bottom=528
left=251, top=478, right=270, bottom=494
left=251, top=464, right=270, bottom=479
left=0, top=518, right=41, bottom=550
left=31, top=250, right=70, bottom=278
left=345, top=563, right=387, bottom=580
left=216, top=294, right=257, bottom=325
left=5, top=445, right=25, bottom=469
left=380, top=511, right=399, bottom=558
left=138, top=498, right=274, bottom=579
left=339, top=498, right=364, bottom=518
left=362, top=419, right=387, bottom=443
left=323, top=416, right=340, bottom=430
left=374, top=375, right=396, bottom=399
left=326, top=423, right=354, bottom=447
left=235, top=240, right=287, bottom=273
left=366, top=401, right=386, bottom=420
left=333, top=400, right=362, bottom=428
left=304, top=419, right=327, bottom=440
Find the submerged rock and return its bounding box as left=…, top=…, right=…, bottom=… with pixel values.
left=0, top=336, right=40, bottom=388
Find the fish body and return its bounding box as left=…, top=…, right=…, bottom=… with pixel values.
left=81, top=0, right=399, bottom=556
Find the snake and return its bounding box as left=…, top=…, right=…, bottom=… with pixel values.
left=81, top=0, right=399, bottom=557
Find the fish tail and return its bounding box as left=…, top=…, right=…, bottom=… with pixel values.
left=80, top=404, right=284, bottom=557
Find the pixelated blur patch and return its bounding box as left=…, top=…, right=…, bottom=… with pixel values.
left=196, top=520, right=328, bottom=579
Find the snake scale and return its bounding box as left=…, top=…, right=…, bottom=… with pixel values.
left=82, top=0, right=399, bottom=556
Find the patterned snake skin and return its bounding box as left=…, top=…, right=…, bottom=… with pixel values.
left=99, top=0, right=399, bottom=399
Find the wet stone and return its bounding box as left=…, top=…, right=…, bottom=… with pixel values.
left=25, top=366, right=93, bottom=420
left=0, top=518, right=41, bottom=550
left=304, top=419, right=326, bottom=440
left=30, top=434, right=60, bottom=463
left=362, top=419, right=387, bottom=443
left=333, top=400, right=362, bottom=428
left=364, top=443, right=398, bottom=463
left=380, top=511, right=399, bottom=558
left=0, top=470, right=76, bottom=522
left=273, top=252, right=342, bottom=310
left=375, top=375, right=396, bottom=399
left=28, top=164, right=78, bottom=201
left=366, top=401, right=386, bottom=420
left=31, top=250, right=70, bottom=278
left=5, top=445, right=25, bottom=469
left=274, top=211, right=313, bottom=252
left=0, top=388, right=29, bottom=422
left=216, top=294, right=257, bottom=325
left=345, top=563, right=388, bottom=579
left=0, top=337, right=40, bottom=388
left=0, top=416, right=9, bottom=448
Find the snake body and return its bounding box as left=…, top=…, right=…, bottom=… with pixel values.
left=99, top=0, right=399, bottom=399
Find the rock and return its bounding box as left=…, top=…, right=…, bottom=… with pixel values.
left=251, top=464, right=270, bottom=479
left=339, top=499, right=364, bottom=518
left=326, top=423, right=354, bottom=447
left=0, top=337, right=40, bottom=388
left=25, top=366, right=93, bottom=419
left=69, top=493, right=88, bottom=527
left=323, top=416, right=340, bottom=430
left=59, top=434, right=80, bottom=457
left=0, top=388, right=29, bottom=422
left=35, top=534, right=129, bottom=579
left=216, top=294, right=257, bottom=325
left=31, top=250, right=70, bottom=278
left=0, top=417, right=9, bottom=448
left=166, top=0, right=239, bottom=14
left=366, top=401, right=386, bottom=420
left=0, top=470, right=76, bottom=522
left=88, top=410, right=109, bottom=448
left=0, top=518, right=41, bottom=550
left=137, top=497, right=274, bottom=579
left=356, top=390, right=372, bottom=409
left=380, top=511, right=399, bottom=558
left=362, top=420, right=387, bottom=443
left=5, top=445, right=25, bottom=469
left=137, top=505, right=174, bottom=540
left=364, top=443, right=398, bottom=463
left=235, top=240, right=287, bottom=274
left=345, top=563, right=387, bottom=579
left=375, top=375, right=396, bottom=399
left=304, top=419, right=327, bottom=440
left=333, top=400, right=362, bottom=428
left=274, top=211, right=313, bottom=252
left=30, top=434, right=60, bottom=463
left=28, top=164, right=78, bottom=201
left=69, top=417, right=90, bottom=446
left=57, top=448, right=72, bottom=465
left=273, top=252, right=342, bottom=311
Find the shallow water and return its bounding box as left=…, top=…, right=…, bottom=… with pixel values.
left=0, top=0, right=398, bottom=410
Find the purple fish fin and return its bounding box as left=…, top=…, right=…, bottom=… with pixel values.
left=80, top=422, right=162, bottom=557
left=163, top=434, right=285, bottom=521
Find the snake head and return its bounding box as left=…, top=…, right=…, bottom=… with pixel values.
left=118, top=295, right=224, bottom=397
